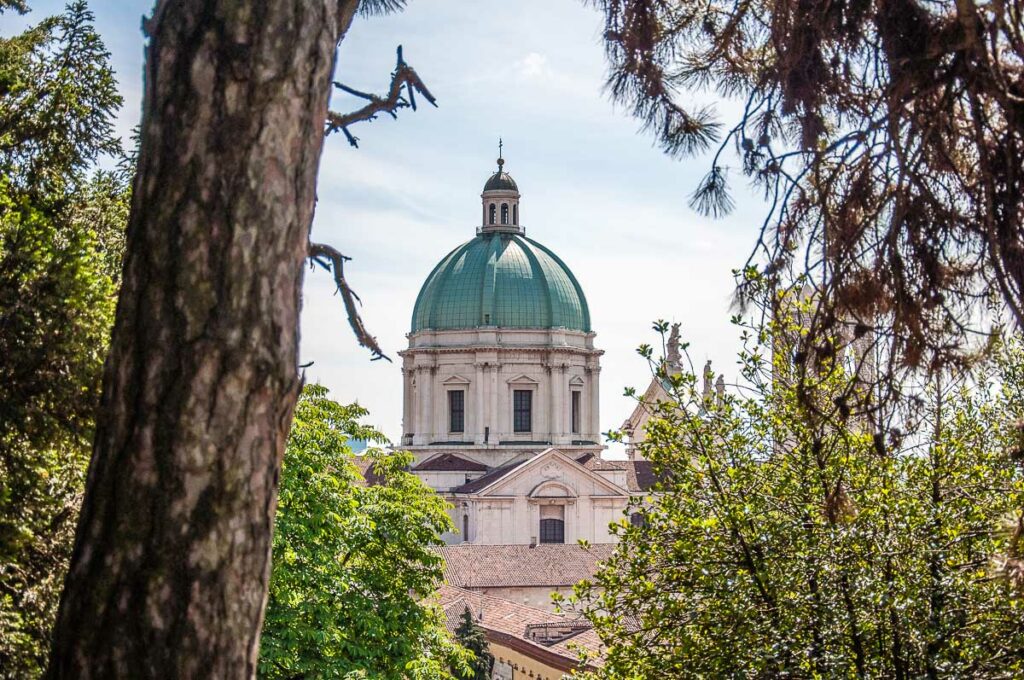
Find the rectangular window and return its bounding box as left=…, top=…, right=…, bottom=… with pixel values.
left=571, top=391, right=581, bottom=435
left=513, top=389, right=532, bottom=433
left=448, top=390, right=464, bottom=433
left=539, top=518, right=565, bottom=544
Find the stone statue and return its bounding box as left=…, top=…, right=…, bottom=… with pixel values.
left=702, top=360, right=713, bottom=401
left=666, top=322, right=682, bottom=371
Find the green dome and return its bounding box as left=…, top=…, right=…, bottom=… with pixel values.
left=412, top=232, right=591, bottom=333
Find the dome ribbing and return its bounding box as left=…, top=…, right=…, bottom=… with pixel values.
left=411, top=232, right=590, bottom=333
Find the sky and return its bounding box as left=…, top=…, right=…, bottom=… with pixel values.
left=3, top=1, right=768, bottom=453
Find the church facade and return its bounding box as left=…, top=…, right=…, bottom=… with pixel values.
left=399, top=155, right=654, bottom=547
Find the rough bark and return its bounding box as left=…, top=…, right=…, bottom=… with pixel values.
left=47, top=1, right=358, bottom=676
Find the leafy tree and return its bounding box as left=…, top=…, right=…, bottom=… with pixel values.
left=570, top=319, right=1024, bottom=678
left=0, top=3, right=126, bottom=676
left=453, top=607, right=492, bottom=680
left=258, top=384, right=471, bottom=680
left=588, top=0, right=1024, bottom=398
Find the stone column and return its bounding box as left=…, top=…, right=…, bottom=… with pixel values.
left=548, top=363, right=560, bottom=443
left=430, top=367, right=439, bottom=441
left=588, top=366, right=601, bottom=440
left=402, top=365, right=413, bottom=444
left=490, top=362, right=499, bottom=442
left=474, top=362, right=486, bottom=445
left=560, top=363, right=570, bottom=443
left=417, top=365, right=434, bottom=445
left=551, top=359, right=569, bottom=445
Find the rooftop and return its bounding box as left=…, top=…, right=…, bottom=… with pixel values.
left=436, top=585, right=602, bottom=670
left=412, top=453, right=489, bottom=472
left=437, top=543, right=616, bottom=589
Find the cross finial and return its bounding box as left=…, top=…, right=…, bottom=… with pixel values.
left=497, top=138, right=504, bottom=169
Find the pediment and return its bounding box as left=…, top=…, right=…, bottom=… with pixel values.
left=506, top=373, right=540, bottom=386
left=475, top=448, right=629, bottom=498
left=442, top=374, right=471, bottom=385
left=569, top=375, right=585, bottom=386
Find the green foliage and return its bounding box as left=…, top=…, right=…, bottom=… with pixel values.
left=0, top=1, right=120, bottom=194
left=453, top=607, right=492, bottom=680
left=0, top=2, right=126, bottom=676
left=572, top=320, right=1024, bottom=678
left=259, top=385, right=472, bottom=679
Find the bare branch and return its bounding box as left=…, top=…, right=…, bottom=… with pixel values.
left=308, top=242, right=391, bottom=362
left=326, top=44, right=437, bottom=147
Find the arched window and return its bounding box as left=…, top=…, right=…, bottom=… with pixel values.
left=539, top=518, right=564, bottom=544
left=489, top=203, right=496, bottom=224
left=513, top=204, right=518, bottom=225
left=462, top=514, right=469, bottom=542
left=501, top=203, right=509, bottom=225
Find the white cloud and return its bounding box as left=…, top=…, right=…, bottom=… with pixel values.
left=516, top=52, right=550, bottom=79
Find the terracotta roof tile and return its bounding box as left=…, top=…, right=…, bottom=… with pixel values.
left=576, top=455, right=662, bottom=493
left=437, top=543, right=616, bottom=588
left=438, top=585, right=557, bottom=637
left=413, top=453, right=489, bottom=472
left=631, top=460, right=660, bottom=491
left=448, top=458, right=526, bottom=493
left=549, top=627, right=604, bottom=659
left=352, top=456, right=385, bottom=486
left=436, top=585, right=602, bottom=668
left=575, top=453, right=626, bottom=472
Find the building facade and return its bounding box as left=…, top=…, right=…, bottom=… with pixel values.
left=400, top=156, right=654, bottom=547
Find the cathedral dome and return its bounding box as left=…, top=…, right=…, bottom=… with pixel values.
left=411, top=232, right=591, bottom=333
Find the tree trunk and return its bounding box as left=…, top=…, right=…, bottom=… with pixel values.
left=47, top=1, right=359, bottom=676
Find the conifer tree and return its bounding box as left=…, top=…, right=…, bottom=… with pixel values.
left=589, top=0, right=1024, bottom=402
left=454, top=607, right=493, bottom=680
left=0, top=3, right=127, bottom=675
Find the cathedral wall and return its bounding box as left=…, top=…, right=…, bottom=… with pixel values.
left=471, top=499, right=516, bottom=544
left=402, top=330, right=602, bottom=458
left=458, top=460, right=629, bottom=545
left=489, top=642, right=577, bottom=680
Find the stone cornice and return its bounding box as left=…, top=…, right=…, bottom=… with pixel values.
left=399, top=345, right=604, bottom=358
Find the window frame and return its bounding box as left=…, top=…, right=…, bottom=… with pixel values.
left=539, top=518, right=565, bottom=544
left=571, top=390, right=581, bottom=435
left=513, top=389, right=532, bottom=433
left=448, top=389, right=465, bottom=433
